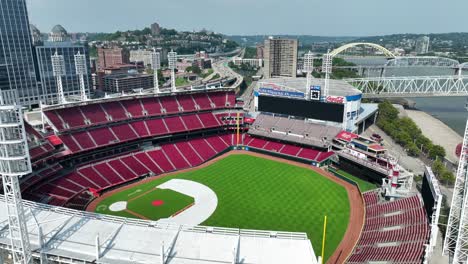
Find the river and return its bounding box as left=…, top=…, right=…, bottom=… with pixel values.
left=345, top=57, right=468, bottom=136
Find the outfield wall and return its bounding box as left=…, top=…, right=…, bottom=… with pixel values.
left=237, top=146, right=333, bottom=167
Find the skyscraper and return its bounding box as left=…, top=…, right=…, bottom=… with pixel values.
left=0, top=0, right=40, bottom=106
left=264, top=37, right=298, bottom=78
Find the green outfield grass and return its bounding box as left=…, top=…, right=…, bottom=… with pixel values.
left=335, top=169, right=377, bottom=192
left=94, top=154, right=350, bottom=260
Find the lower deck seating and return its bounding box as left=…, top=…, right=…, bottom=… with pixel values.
left=347, top=191, right=430, bottom=264
left=30, top=134, right=234, bottom=204
left=28, top=133, right=336, bottom=208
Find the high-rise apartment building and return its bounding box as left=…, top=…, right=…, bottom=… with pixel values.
left=264, top=38, right=298, bottom=78
left=0, top=0, right=40, bottom=106
left=256, top=44, right=264, bottom=60
left=97, top=47, right=130, bottom=70
left=415, top=36, right=430, bottom=54
left=151, top=22, right=161, bottom=36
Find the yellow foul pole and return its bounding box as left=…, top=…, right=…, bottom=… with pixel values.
left=321, top=215, right=327, bottom=264
left=236, top=112, right=240, bottom=146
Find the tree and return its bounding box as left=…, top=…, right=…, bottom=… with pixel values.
left=406, top=142, right=421, bottom=157
left=431, top=159, right=445, bottom=176
left=377, top=101, right=399, bottom=122
left=441, top=170, right=455, bottom=185
left=429, top=145, right=446, bottom=160
left=415, top=135, right=432, bottom=154
left=192, top=65, right=202, bottom=75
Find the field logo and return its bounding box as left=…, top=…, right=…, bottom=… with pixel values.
left=96, top=204, right=107, bottom=212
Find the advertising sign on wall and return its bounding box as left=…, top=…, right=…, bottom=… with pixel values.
left=258, top=87, right=305, bottom=99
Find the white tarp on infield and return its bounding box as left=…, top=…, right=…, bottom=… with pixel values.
left=157, top=179, right=218, bottom=225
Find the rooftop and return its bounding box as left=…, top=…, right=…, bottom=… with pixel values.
left=104, top=73, right=152, bottom=80
left=0, top=196, right=317, bottom=264
left=51, top=24, right=67, bottom=34
left=260, top=77, right=362, bottom=98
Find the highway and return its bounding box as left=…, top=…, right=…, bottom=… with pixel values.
left=211, top=58, right=243, bottom=88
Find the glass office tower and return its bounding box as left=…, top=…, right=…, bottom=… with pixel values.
left=0, top=0, right=40, bottom=106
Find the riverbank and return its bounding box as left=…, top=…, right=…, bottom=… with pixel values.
left=405, top=109, right=462, bottom=164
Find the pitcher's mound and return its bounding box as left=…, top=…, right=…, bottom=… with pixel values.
left=152, top=200, right=164, bottom=206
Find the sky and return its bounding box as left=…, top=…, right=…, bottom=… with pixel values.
left=28, top=0, right=468, bottom=36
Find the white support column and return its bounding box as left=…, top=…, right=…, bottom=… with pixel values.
left=160, top=241, right=165, bottom=264
left=322, top=51, right=332, bottom=99
left=168, top=50, right=177, bottom=93
left=74, top=51, right=88, bottom=101
left=0, top=90, right=33, bottom=264
left=51, top=51, right=66, bottom=104
left=232, top=235, right=240, bottom=264
left=95, top=234, right=100, bottom=260
left=151, top=50, right=161, bottom=94
left=40, top=101, right=46, bottom=133
left=303, top=51, right=314, bottom=100
left=444, top=119, right=468, bottom=262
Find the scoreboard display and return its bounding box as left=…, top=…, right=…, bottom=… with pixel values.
left=258, top=95, right=345, bottom=123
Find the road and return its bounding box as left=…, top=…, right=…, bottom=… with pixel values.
left=211, top=58, right=243, bottom=88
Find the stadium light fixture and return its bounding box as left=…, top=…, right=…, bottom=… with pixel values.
left=303, top=51, right=315, bottom=100
left=151, top=49, right=161, bottom=93
left=321, top=51, right=332, bottom=98
left=168, top=50, right=177, bottom=93
left=74, top=51, right=88, bottom=101
left=51, top=50, right=67, bottom=104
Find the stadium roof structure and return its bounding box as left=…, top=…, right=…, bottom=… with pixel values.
left=0, top=196, right=318, bottom=264
left=260, top=77, right=361, bottom=98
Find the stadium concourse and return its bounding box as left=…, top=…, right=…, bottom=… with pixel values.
left=3, top=84, right=434, bottom=263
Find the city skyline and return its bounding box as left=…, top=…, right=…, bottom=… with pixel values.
left=28, top=0, right=468, bottom=36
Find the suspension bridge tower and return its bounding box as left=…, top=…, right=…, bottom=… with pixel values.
left=444, top=119, right=468, bottom=263
left=0, top=90, right=33, bottom=263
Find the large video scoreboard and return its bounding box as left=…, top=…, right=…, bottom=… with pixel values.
left=257, top=95, right=345, bottom=123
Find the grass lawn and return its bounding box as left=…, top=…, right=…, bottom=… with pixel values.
left=175, top=77, right=189, bottom=87
left=335, top=169, right=377, bottom=192
left=94, top=154, right=350, bottom=260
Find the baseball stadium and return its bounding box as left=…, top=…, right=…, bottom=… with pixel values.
left=0, top=77, right=442, bottom=264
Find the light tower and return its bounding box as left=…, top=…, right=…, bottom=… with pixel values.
left=444, top=119, right=468, bottom=263
left=74, top=51, right=88, bottom=101
left=151, top=50, right=161, bottom=93
left=168, top=50, right=177, bottom=93
left=51, top=51, right=66, bottom=104
left=303, top=51, right=314, bottom=100
left=0, top=90, right=33, bottom=264
left=321, top=50, right=332, bottom=98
